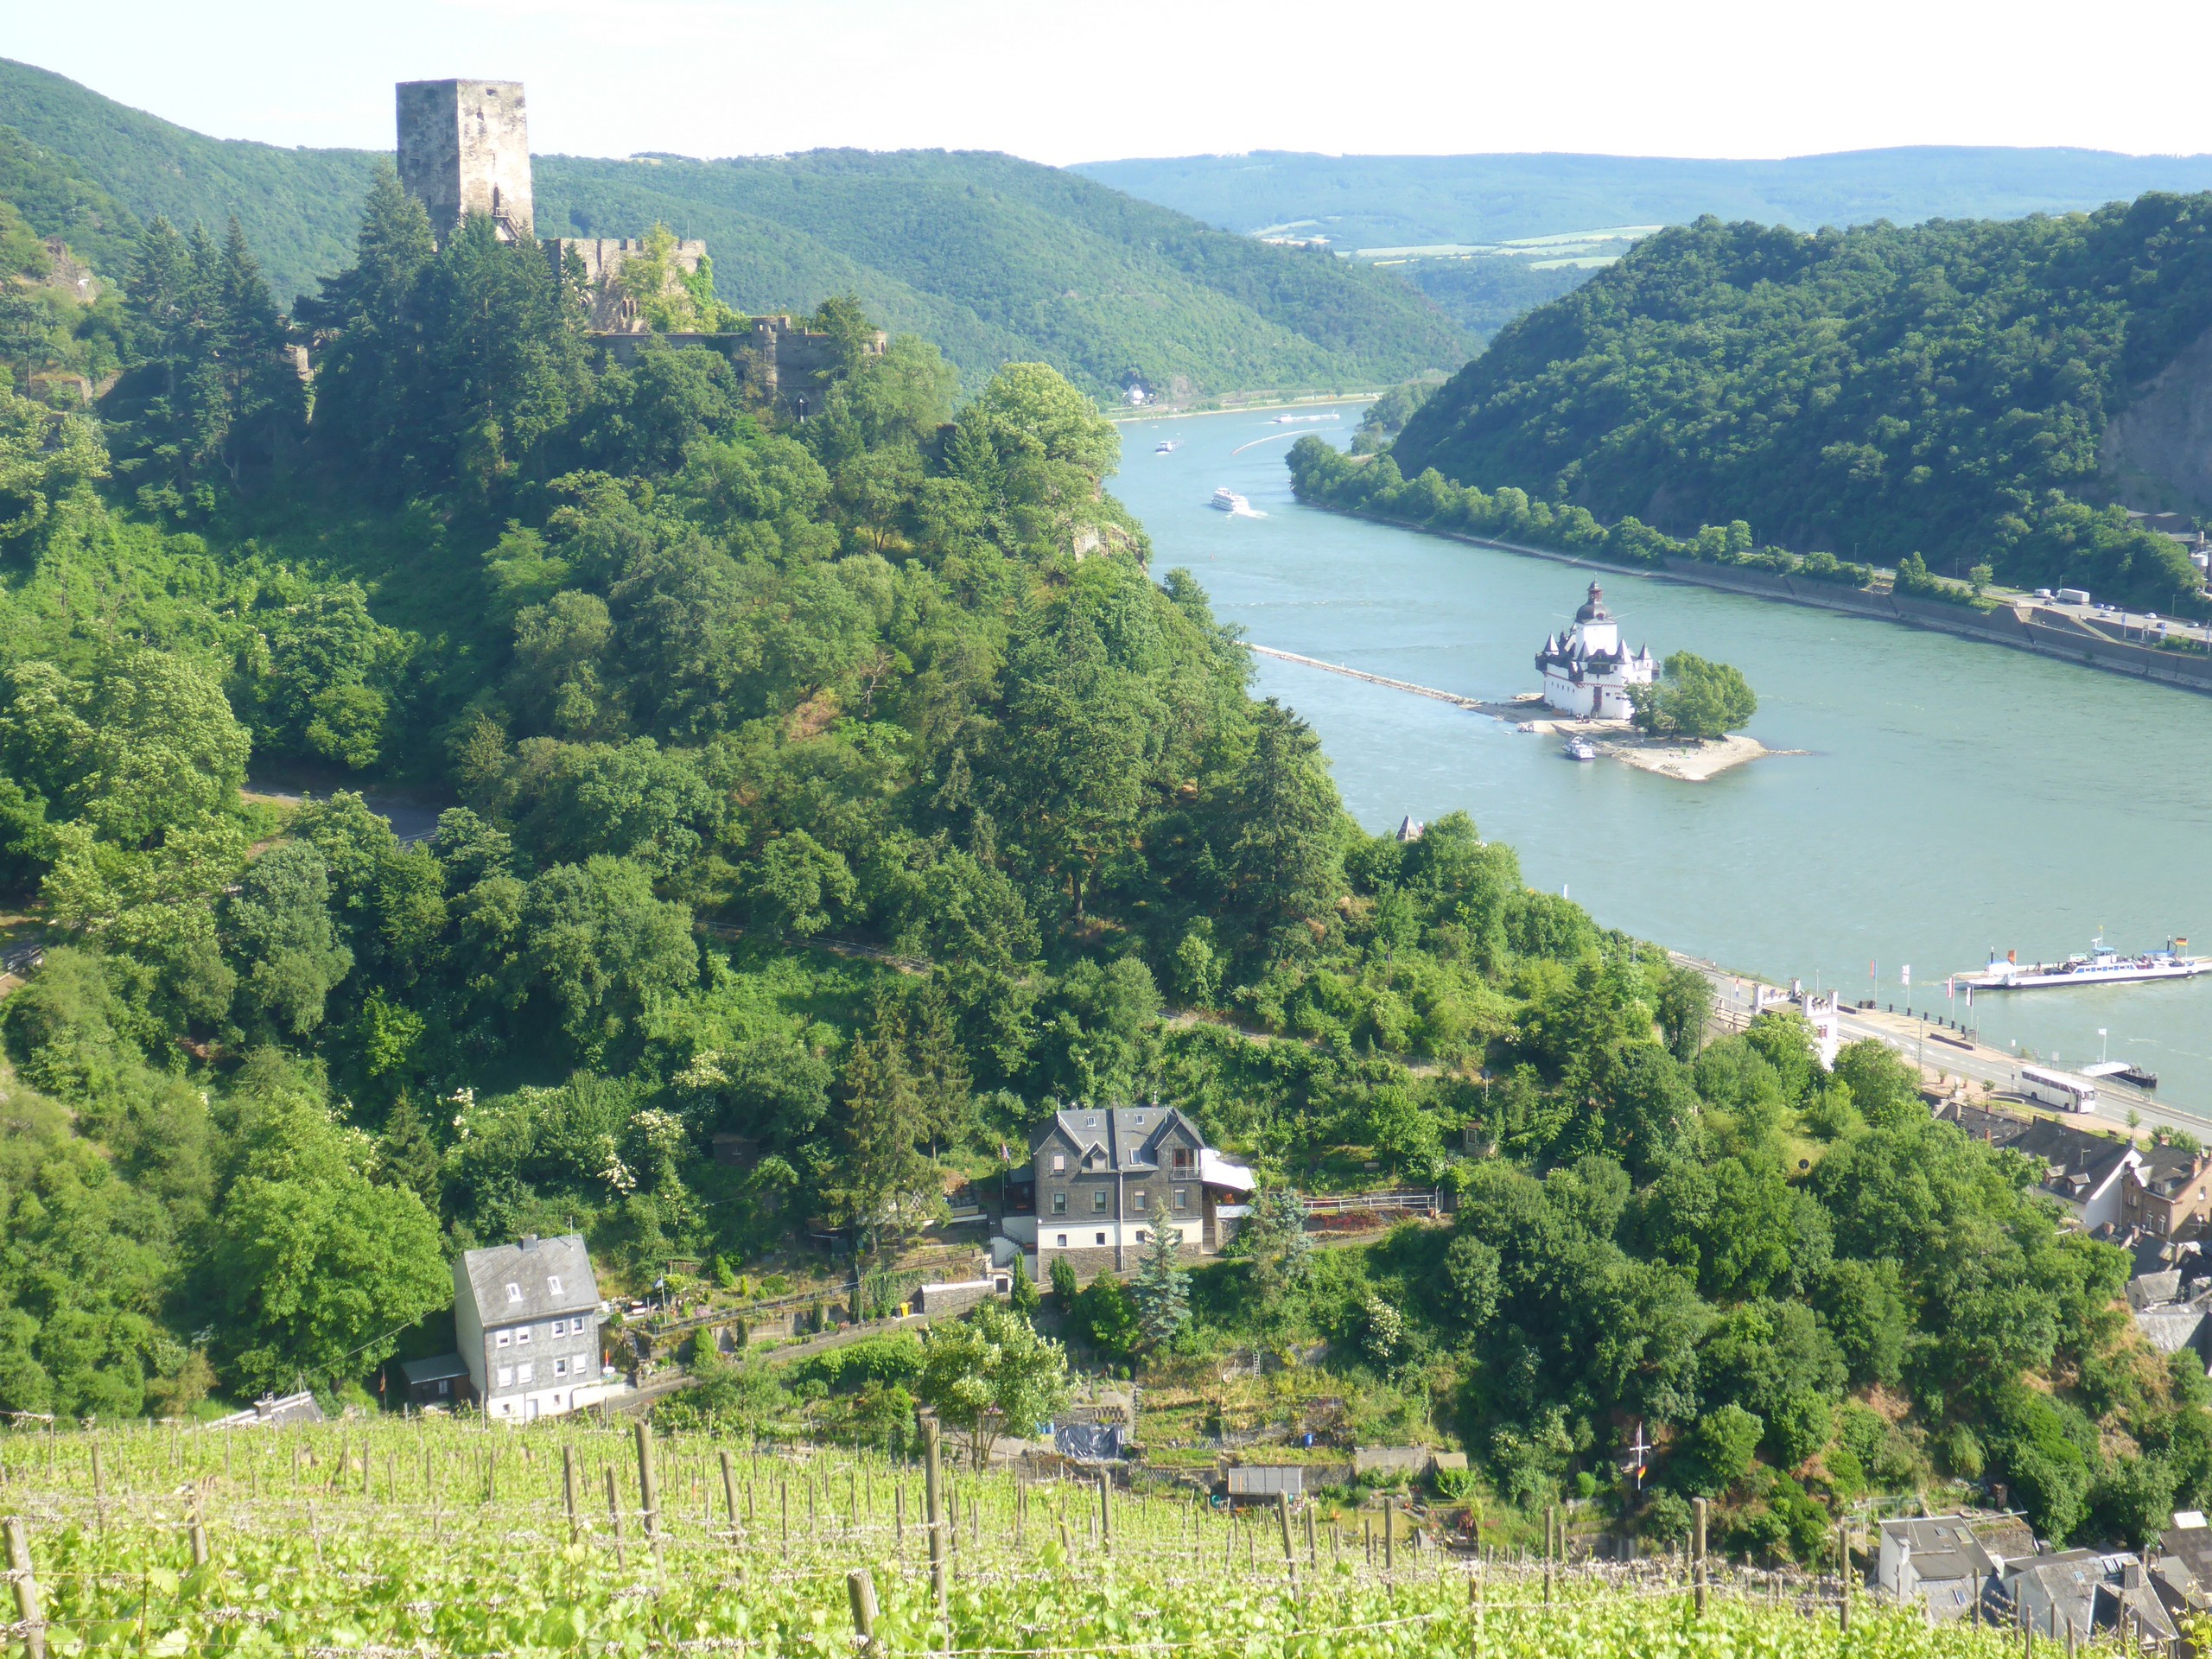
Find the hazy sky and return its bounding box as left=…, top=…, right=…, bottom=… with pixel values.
left=11, top=0, right=2212, bottom=165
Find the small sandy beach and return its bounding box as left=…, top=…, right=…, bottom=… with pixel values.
left=1471, top=700, right=1786, bottom=779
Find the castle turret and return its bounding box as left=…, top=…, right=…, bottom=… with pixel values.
left=397, top=79, right=534, bottom=243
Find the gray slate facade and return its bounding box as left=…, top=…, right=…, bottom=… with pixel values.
left=454, top=1234, right=606, bottom=1421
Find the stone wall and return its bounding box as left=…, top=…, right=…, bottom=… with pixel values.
left=588, top=317, right=887, bottom=420
left=556, top=238, right=709, bottom=330
left=397, top=80, right=533, bottom=241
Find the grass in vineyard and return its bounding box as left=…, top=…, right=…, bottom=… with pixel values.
left=3, top=1421, right=2020, bottom=1657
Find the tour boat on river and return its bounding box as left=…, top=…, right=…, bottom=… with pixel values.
left=1211, top=487, right=1254, bottom=513
left=1960, top=936, right=2209, bottom=990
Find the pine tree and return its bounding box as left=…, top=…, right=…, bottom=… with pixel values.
left=210, top=218, right=304, bottom=482
left=297, top=166, right=435, bottom=480
left=909, top=982, right=973, bottom=1157
left=1130, top=1216, right=1190, bottom=1351
left=835, top=1001, right=936, bottom=1251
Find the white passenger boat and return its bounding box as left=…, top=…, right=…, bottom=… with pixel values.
left=1155, top=439, right=1180, bottom=454
left=1211, top=487, right=1253, bottom=513
left=1961, top=936, right=2209, bottom=990
left=1563, top=737, right=1599, bottom=761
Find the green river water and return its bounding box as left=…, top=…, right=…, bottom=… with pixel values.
left=1111, top=404, right=2212, bottom=1115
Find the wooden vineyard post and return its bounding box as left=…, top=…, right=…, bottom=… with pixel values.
left=1837, top=1522, right=1851, bottom=1633
left=187, top=1498, right=209, bottom=1568
left=924, top=1416, right=948, bottom=1613
left=1543, top=1504, right=1554, bottom=1605
left=1383, top=1497, right=1396, bottom=1573
left=1693, top=1497, right=1708, bottom=1617
left=563, top=1445, right=580, bottom=1544
left=847, top=1567, right=880, bottom=1656
left=604, top=1467, right=626, bottom=1571
left=896, top=1483, right=906, bottom=1554
left=1098, top=1468, right=1112, bottom=1553
left=721, top=1449, right=739, bottom=1541
left=1277, top=1491, right=1295, bottom=1568
left=632, top=1421, right=659, bottom=1538
left=1304, top=1503, right=1317, bottom=1567
left=7, top=1514, right=46, bottom=1659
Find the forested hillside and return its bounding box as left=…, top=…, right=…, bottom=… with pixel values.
left=1077, top=147, right=2212, bottom=250
left=0, top=161, right=2200, bottom=1560
left=1388, top=203, right=2212, bottom=606
left=0, top=57, right=1465, bottom=398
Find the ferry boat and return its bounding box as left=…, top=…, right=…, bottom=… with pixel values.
left=1154, top=439, right=1180, bottom=454
left=1562, top=737, right=1599, bottom=761
left=1210, top=488, right=1252, bottom=513
left=2082, top=1059, right=2161, bottom=1091
left=1960, top=935, right=2209, bottom=990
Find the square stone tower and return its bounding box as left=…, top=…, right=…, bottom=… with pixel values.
left=396, top=79, right=533, bottom=242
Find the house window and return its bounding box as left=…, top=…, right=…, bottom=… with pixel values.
left=1095, top=1232, right=1106, bottom=1246
left=1092, top=1187, right=1109, bottom=1212
left=518, top=1362, right=533, bottom=1383
left=1052, top=1192, right=1066, bottom=1214
left=496, top=1330, right=512, bottom=1349
left=1174, top=1187, right=1189, bottom=1211
left=1052, top=1153, right=1066, bottom=1173
left=1135, top=1230, right=1147, bottom=1243
left=555, top=1357, right=567, bottom=1376
left=1132, top=1113, right=1145, bottom=1126
left=548, top=1275, right=563, bottom=1295
left=505, top=1282, right=522, bottom=1303
left=1084, top=1115, right=1098, bottom=1128
left=1133, top=1189, right=1147, bottom=1211
left=516, top=1325, right=531, bottom=1344
left=1056, top=1234, right=1067, bottom=1248
left=1172, top=1147, right=1192, bottom=1172
left=497, top=1365, right=514, bottom=1388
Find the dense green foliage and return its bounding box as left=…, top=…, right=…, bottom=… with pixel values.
left=1074, top=147, right=2212, bottom=253
left=1628, top=653, right=1758, bottom=741
left=1391, top=208, right=2212, bottom=608
left=1395, top=257, right=1598, bottom=345
left=1287, top=432, right=1878, bottom=593
left=0, top=160, right=2189, bottom=1566
left=1189, top=1020, right=2204, bottom=1553
left=0, top=59, right=1465, bottom=398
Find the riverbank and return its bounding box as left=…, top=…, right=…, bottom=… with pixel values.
left=1110, top=390, right=1381, bottom=423
left=1296, top=500, right=2212, bottom=701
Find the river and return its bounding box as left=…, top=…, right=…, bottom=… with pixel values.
left=1113, top=404, right=2212, bottom=1116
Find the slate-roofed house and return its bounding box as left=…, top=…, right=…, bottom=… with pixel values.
left=2124, top=1145, right=2212, bottom=1237
left=2004, top=1120, right=2142, bottom=1233
left=1000, top=1105, right=1255, bottom=1279
left=1877, top=1513, right=2036, bottom=1623
left=454, top=1234, right=608, bottom=1421
left=2004, top=1549, right=2113, bottom=1641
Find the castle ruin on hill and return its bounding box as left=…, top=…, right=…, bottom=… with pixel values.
left=393, top=79, right=880, bottom=416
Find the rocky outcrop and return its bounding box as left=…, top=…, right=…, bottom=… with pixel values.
left=2103, top=321, right=2212, bottom=515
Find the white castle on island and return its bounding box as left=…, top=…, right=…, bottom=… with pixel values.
left=1535, top=581, right=1657, bottom=719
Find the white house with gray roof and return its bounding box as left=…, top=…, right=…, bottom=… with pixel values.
left=1001, top=1105, right=1254, bottom=1280
left=454, top=1234, right=609, bottom=1421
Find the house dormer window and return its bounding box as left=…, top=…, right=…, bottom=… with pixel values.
left=548, top=1275, right=563, bottom=1296
left=1085, top=1115, right=1098, bottom=1128
left=1132, top=1112, right=1145, bottom=1126
left=505, top=1283, right=522, bottom=1303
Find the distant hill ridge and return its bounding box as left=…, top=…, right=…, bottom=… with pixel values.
left=0, top=57, right=1465, bottom=398
left=1074, top=148, right=2212, bottom=249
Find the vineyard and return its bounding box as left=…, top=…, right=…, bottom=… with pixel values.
left=1, top=1417, right=2031, bottom=1657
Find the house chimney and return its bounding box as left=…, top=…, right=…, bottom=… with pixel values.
left=2124, top=1561, right=2144, bottom=1590
left=521, top=1233, right=538, bottom=1251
